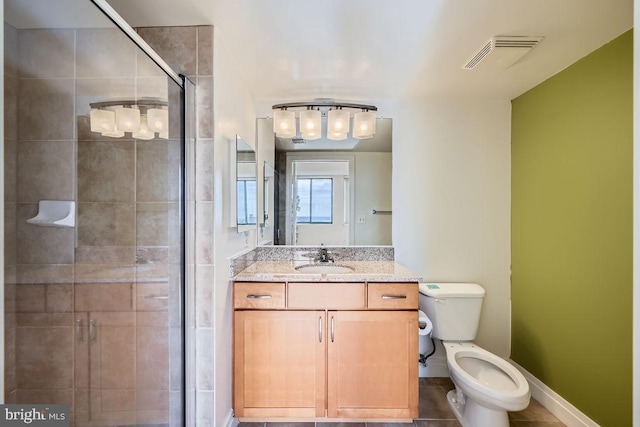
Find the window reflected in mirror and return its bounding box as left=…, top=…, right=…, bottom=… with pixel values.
left=236, top=135, right=256, bottom=232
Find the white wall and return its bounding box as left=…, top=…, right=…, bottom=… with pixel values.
left=391, top=99, right=512, bottom=357
left=213, top=30, right=257, bottom=427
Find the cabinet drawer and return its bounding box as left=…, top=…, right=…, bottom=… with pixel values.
left=234, top=282, right=285, bottom=309
left=288, top=282, right=365, bottom=309
left=367, top=282, right=418, bottom=309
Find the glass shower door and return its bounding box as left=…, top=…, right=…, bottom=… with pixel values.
left=3, top=1, right=186, bottom=426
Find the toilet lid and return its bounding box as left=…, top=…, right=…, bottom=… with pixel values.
left=419, top=283, right=485, bottom=298
left=457, top=356, right=518, bottom=391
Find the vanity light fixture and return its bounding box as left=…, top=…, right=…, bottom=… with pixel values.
left=299, top=108, right=321, bottom=140
left=352, top=110, right=376, bottom=139
left=273, top=109, right=296, bottom=138
left=326, top=108, right=350, bottom=140
left=89, top=99, right=169, bottom=139
left=272, top=99, right=377, bottom=140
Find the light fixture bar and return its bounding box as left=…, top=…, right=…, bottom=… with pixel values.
left=272, top=100, right=377, bottom=111
left=271, top=99, right=378, bottom=140
left=90, top=99, right=168, bottom=110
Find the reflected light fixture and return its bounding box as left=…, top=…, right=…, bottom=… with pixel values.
left=272, top=99, right=377, bottom=140
left=89, top=99, right=169, bottom=139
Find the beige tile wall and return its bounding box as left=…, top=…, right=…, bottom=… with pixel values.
left=136, top=25, right=215, bottom=427
left=4, top=22, right=18, bottom=404
left=15, top=28, right=77, bottom=283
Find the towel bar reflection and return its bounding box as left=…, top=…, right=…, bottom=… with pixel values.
left=145, top=295, right=169, bottom=300
left=372, top=210, right=392, bottom=215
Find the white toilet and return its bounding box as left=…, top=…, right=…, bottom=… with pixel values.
left=419, top=283, right=530, bottom=427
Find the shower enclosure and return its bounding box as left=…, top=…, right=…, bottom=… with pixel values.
left=3, top=0, right=190, bottom=426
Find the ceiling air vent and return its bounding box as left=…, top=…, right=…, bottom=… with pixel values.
left=463, top=36, right=544, bottom=70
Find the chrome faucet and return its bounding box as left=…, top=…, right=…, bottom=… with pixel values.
left=315, top=248, right=334, bottom=263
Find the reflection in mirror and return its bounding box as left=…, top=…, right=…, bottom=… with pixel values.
left=261, top=162, right=276, bottom=242
left=257, top=118, right=392, bottom=246
left=236, top=135, right=257, bottom=232
left=287, top=158, right=353, bottom=245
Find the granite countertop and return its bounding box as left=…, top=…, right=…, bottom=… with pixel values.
left=232, top=260, right=422, bottom=282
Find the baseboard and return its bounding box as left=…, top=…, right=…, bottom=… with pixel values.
left=509, top=359, right=600, bottom=427
left=223, top=409, right=239, bottom=427
left=419, top=355, right=449, bottom=377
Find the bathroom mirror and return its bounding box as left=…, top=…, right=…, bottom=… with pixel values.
left=236, top=135, right=257, bottom=233
left=256, top=118, right=392, bottom=246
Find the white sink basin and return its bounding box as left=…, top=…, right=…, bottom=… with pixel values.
left=294, top=264, right=355, bottom=274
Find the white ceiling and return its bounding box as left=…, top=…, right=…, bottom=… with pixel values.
left=107, top=0, right=633, bottom=102
left=7, top=0, right=633, bottom=102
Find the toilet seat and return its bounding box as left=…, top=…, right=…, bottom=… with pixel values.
left=444, top=342, right=530, bottom=411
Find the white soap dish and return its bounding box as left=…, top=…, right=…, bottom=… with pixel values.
left=26, top=200, right=76, bottom=228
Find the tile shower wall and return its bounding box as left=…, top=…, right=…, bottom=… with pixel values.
left=135, top=26, right=216, bottom=427
left=4, top=24, right=194, bottom=427
left=8, top=27, right=78, bottom=419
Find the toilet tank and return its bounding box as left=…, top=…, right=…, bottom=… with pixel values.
left=418, top=283, right=485, bottom=341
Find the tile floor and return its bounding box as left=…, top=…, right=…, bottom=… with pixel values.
left=237, top=377, right=566, bottom=427
left=417, top=377, right=565, bottom=426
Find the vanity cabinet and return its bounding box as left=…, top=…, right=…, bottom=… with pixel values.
left=234, top=310, right=326, bottom=417
left=233, top=281, right=418, bottom=420
left=327, top=310, right=418, bottom=418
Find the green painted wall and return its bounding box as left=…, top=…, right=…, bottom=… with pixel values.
left=511, top=30, right=633, bottom=426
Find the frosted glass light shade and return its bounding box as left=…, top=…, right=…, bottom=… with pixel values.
left=101, top=129, right=125, bottom=138
left=115, top=107, right=140, bottom=132
left=90, top=109, right=116, bottom=133
left=147, top=108, right=169, bottom=133
left=353, top=111, right=376, bottom=139
left=327, top=109, right=350, bottom=135
left=327, top=132, right=347, bottom=141
left=273, top=110, right=296, bottom=138
left=301, top=132, right=321, bottom=140
left=133, top=116, right=154, bottom=140
left=300, top=109, right=321, bottom=135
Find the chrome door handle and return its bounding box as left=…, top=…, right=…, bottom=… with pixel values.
left=382, top=295, right=407, bottom=300
left=89, top=319, right=97, bottom=343
left=246, top=294, right=271, bottom=299
left=330, top=316, right=335, bottom=342
left=319, top=316, right=323, bottom=343
left=76, top=319, right=83, bottom=343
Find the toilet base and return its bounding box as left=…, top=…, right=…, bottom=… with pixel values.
left=446, top=389, right=509, bottom=427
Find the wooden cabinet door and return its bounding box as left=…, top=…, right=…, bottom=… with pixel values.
left=327, top=310, right=418, bottom=419
left=234, top=310, right=326, bottom=418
